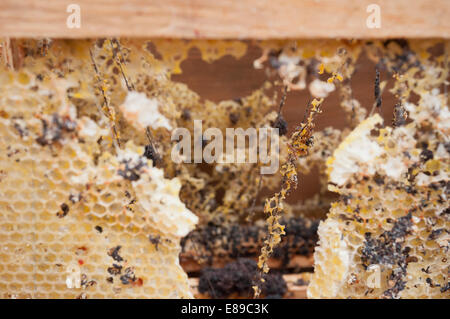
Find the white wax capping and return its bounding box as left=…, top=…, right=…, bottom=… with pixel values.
left=120, top=91, right=172, bottom=130
left=329, top=114, right=384, bottom=186
left=309, top=79, right=335, bottom=98
left=381, top=156, right=406, bottom=179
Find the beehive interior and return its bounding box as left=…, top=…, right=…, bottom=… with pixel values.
left=0, top=38, right=448, bottom=298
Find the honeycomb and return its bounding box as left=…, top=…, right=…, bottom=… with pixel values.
left=0, top=43, right=202, bottom=298
left=0, top=38, right=448, bottom=299
left=308, top=40, right=450, bottom=298
left=0, top=38, right=287, bottom=299
left=0, top=98, right=198, bottom=298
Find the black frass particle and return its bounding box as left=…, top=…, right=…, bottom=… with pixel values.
left=181, top=109, right=191, bottom=120
left=393, top=103, right=407, bottom=127
left=229, top=112, right=240, bottom=125
left=36, top=114, right=76, bottom=146
left=420, top=149, right=434, bottom=162
left=107, top=264, right=122, bottom=276
left=143, top=144, right=159, bottom=166
left=149, top=235, right=161, bottom=250
left=120, top=267, right=137, bottom=285
left=57, top=203, right=69, bottom=218
left=117, top=158, right=146, bottom=181
left=107, top=246, right=124, bottom=262
left=272, top=115, right=288, bottom=136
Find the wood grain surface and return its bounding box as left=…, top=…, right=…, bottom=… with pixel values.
left=189, top=273, right=311, bottom=298
left=0, top=0, right=448, bottom=39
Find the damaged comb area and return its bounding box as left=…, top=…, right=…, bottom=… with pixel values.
left=309, top=41, right=449, bottom=298
left=0, top=38, right=448, bottom=299
left=0, top=89, right=198, bottom=297
left=0, top=40, right=201, bottom=298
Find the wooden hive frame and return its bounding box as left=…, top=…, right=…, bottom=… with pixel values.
left=0, top=0, right=448, bottom=299
left=0, top=0, right=448, bottom=39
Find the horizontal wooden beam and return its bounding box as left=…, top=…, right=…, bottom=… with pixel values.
left=180, top=216, right=318, bottom=274
left=181, top=255, right=314, bottom=273
left=0, top=0, right=448, bottom=39
left=189, top=273, right=311, bottom=299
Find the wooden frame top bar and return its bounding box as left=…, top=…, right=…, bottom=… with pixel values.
left=0, top=0, right=448, bottom=39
